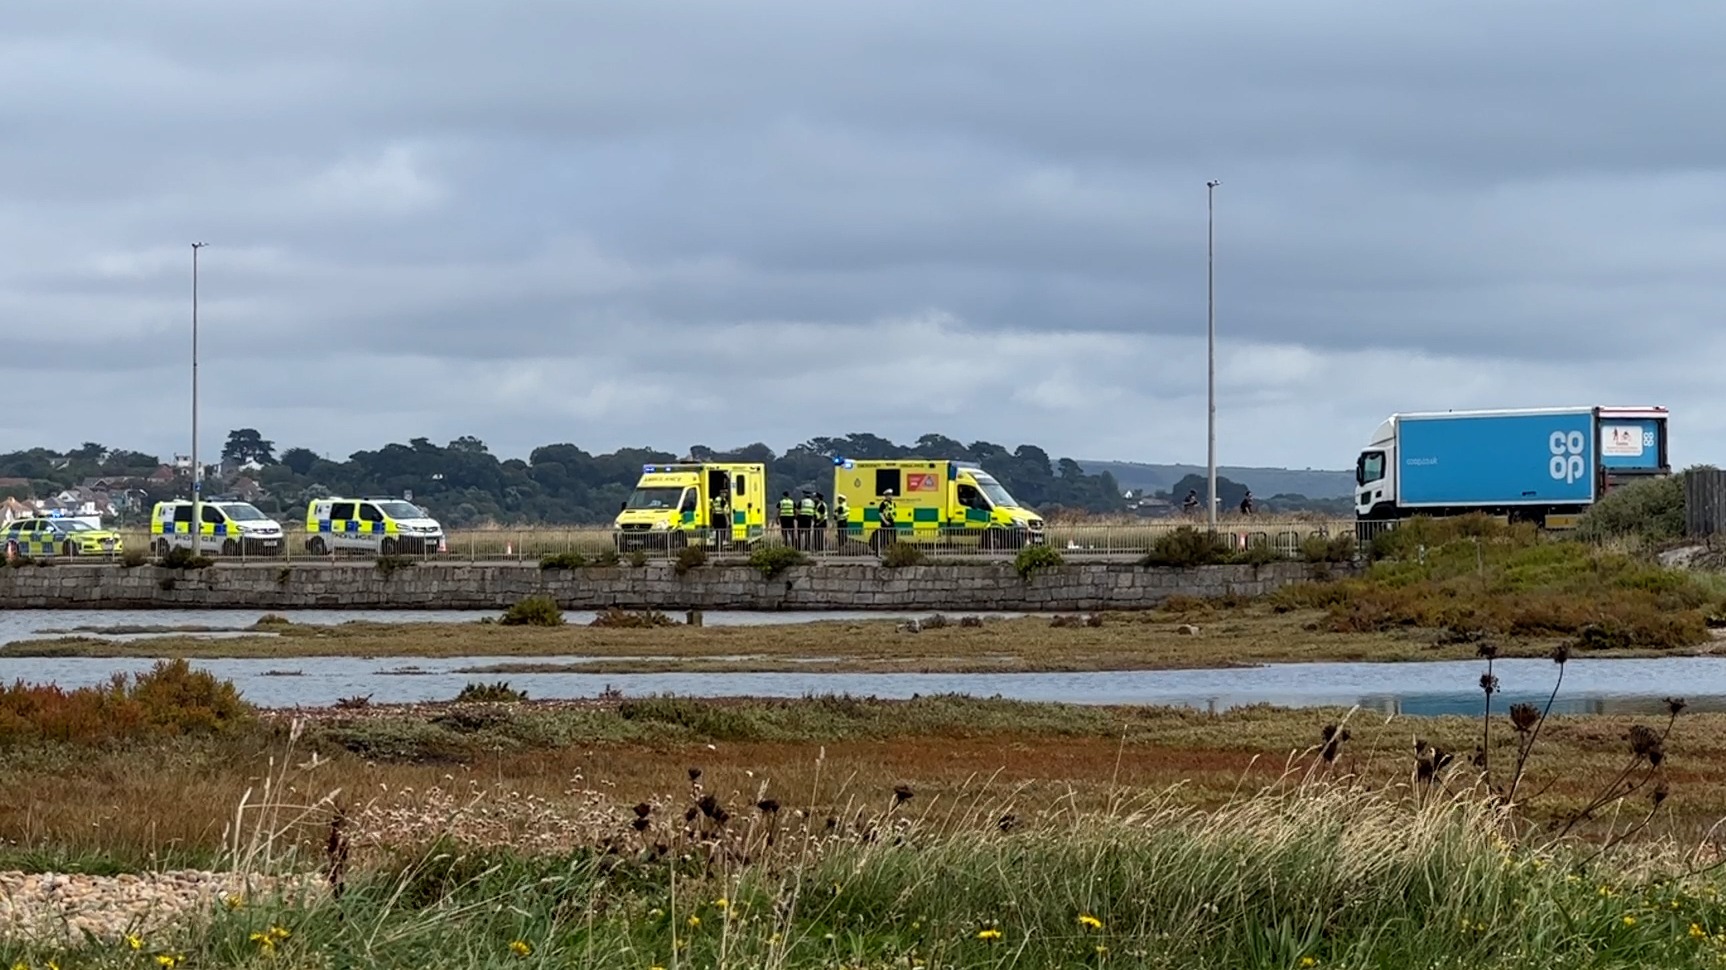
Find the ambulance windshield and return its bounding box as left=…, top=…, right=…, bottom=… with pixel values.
left=626, top=487, right=685, bottom=511
left=972, top=473, right=1021, bottom=509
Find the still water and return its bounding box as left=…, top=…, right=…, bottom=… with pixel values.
left=0, top=654, right=1718, bottom=716
left=0, top=608, right=1005, bottom=645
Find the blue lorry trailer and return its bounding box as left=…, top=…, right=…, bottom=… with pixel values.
left=1354, top=406, right=1669, bottom=525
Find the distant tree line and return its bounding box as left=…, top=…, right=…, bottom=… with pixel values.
left=0, top=431, right=1130, bottom=527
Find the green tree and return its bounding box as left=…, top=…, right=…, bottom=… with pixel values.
left=222, top=429, right=276, bottom=466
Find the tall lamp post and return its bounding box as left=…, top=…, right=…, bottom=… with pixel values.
left=1205, top=180, right=1219, bottom=532
left=191, top=242, right=208, bottom=548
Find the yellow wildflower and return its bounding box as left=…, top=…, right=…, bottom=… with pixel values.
left=155, top=957, right=183, bottom=969
left=1623, top=915, right=1638, bottom=928
left=714, top=897, right=728, bottom=909
left=1301, top=959, right=1318, bottom=968
left=1095, top=944, right=1108, bottom=956
left=125, top=934, right=143, bottom=951
left=508, top=940, right=531, bottom=958
left=687, top=915, right=701, bottom=928
left=269, top=926, right=290, bottom=942
left=977, top=928, right=1003, bottom=941
left=11, top=962, right=26, bottom=970
left=1693, top=923, right=1709, bottom=939
left=1078, top=914, right=1103, bottom=931
left=224, top=894, right=245, bottom=910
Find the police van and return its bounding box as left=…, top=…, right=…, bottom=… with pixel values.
left=304, top=497, right=444, bottom=555
left=151, top=500, right=286, bottom=556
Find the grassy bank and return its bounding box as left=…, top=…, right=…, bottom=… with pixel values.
left=1, top=650, right=1722, bottom=966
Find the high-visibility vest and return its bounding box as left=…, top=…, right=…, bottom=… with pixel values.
left=879, top=499, right=895, bottom=524
left=778, top=497, right=795, bottom=517
left=798, top=498, right=815, bottom=517
left=834, top=499, right=848, bottom=521
left=815, top=500, right=828, bottom=520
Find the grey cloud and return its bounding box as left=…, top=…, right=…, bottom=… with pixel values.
left=1, top=0, right=1722, bottom=470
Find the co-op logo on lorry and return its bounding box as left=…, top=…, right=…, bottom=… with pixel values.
left=1549, top=431, right=1588, bottom=485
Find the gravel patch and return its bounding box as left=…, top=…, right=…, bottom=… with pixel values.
left=0, top=870, right=320, bottom=944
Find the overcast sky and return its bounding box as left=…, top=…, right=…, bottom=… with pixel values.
left=3, top=0, right=1722, bottom=470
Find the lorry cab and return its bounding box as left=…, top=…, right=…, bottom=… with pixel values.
left=150, top=500, right=285, bottom=556
left=305, top=497, right=444, bottom=555
left=613, top=462, right=766, bottom=551
left=832, top=458, right=1045, bottom=550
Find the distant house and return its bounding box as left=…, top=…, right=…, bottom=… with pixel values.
left=148, top=465, right=179, bottom=484
left=0, top=477, right=31, bottom=494
left=227, top=476, right=266, bottom=502
left=0, top=497, right=31, bottom=524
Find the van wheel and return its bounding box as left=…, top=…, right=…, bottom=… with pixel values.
left=62, top=541, right=76, bottom=558
left=307, top=537, right=327, bottom=555
left=381, top=538, right=399, bottom=556
left=221, top=539, right=239, bottom=556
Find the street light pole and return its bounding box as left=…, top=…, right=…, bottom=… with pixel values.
left=191, top=242, right=207, bottom=551
left=1206, top=180, right=1219, bottom=532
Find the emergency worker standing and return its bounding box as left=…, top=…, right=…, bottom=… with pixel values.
left=796, top=491, right=817, bottom=549
left=813, top=492, right=829, bottom=552
left=832, top=494, right=850, bottom=548
left=778, top=491, right=796, bottom=545
left=874, top=489, right=897, bottom=552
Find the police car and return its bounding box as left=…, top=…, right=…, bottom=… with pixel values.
left=304, top=497, right=444, bottom=555
left=2, top=515, right=124, bottom=560
left=150, top=500, right=285, bottom=556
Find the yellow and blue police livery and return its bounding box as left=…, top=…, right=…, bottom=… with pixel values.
left=151, top=500, right=285, bottom=556
left=304, top=498, right=444, bottom=555
left=2, top=516, right=123, bottom=559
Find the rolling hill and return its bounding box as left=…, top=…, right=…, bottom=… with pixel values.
left=1078, top=461, right=1356, bottom=500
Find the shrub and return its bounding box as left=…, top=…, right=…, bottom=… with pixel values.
left=160, top=546, right=214, bottom=570
left=499, top=595, right=564, bottom=627
left=1575, top=471, right=1689, bottom=545
left=1142, top=527, right=1227, bottom=568
left=590, top=608, right=677, bottom=628
left=0, top=659, right=249, bottom=745
left=453, top=681, right=527, bottom=703
left=748, top=545, right=806, bottom=578
left=882, top=543, right=927, bottom=568
left=540, top=552, right=587, bottom=570
left=673, top=545, right=708, bottom=575
left=591, top=548, right=621, bottom=567
left=1014, top=545, right=1064, bottom=580
left=120, top=548, right=148, bottom=568
left=1301, top=534, right=1356, bottom=564
left=375, top=555, right=415, bottom=577
left=253, top=614, right=293, bottom=629
left=627, top=550, right=648, bottom=568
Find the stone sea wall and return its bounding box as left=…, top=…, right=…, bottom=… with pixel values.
left=0, top=560, right=1346, bottom=611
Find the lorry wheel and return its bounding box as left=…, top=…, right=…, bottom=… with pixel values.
left=307, top=537, right=327, bottom=555
left=222, top=539, right=239, bottom=556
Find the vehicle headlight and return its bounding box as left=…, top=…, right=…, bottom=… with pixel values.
left=650, top=521, right=669, bottom=531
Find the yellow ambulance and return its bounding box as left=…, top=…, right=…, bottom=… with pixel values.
left=613, top=462, right=767, bottom=552
left=831, top=458, right=1045, bottom=550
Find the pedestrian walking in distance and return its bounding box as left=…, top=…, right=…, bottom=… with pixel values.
left=778, top=491, right=796, bottom=546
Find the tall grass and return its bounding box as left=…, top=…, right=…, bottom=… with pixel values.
left=13, top=776, right=1726, bottom=968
